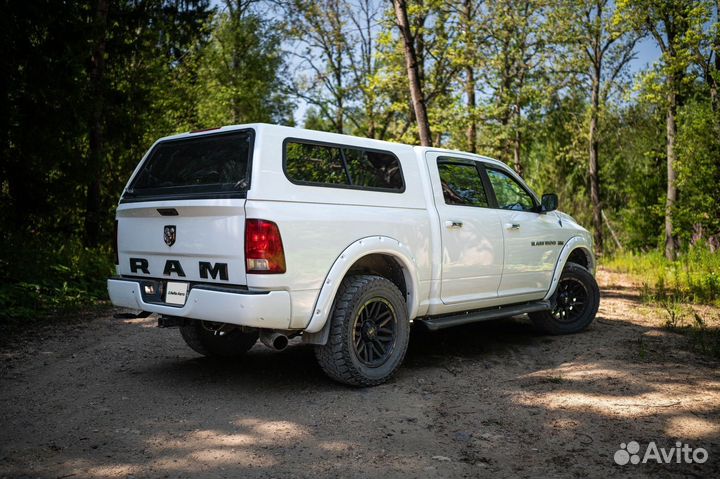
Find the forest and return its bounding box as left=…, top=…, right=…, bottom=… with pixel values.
left=1, top=0, right=719, bottom=325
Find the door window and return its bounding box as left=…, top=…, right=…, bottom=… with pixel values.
left=486, top=169, right=536, bottom=211
left=437, top=161, right=489, bottom=207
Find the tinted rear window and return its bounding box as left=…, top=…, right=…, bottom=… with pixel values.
left=284, top=140, right=404, bottom=192
left=123, top=130, right=252, bottom=201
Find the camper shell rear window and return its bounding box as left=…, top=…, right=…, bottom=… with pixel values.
left=122, top=129, right=253, bottom=203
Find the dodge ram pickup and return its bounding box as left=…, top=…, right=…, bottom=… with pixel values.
left=108, top=124, right=599, bottom=386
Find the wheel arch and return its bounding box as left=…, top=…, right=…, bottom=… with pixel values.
left=303, top=236, right=420, bottom=335
left=543, top=236, right=596, bottom=301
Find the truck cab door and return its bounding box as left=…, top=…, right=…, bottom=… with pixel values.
left=483, top=167, right=563, bottom=299
left=425, top=153, right=504, bottom=306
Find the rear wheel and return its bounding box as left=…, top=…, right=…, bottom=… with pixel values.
left=530, top=262, right=600, bottom=335
left=180, top=320, right=258, bottom=358
left=315, top=275, right=409, bottom=387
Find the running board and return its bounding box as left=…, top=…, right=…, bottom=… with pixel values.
left=416, top=301, right=552, bottom=331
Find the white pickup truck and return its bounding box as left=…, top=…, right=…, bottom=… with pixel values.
left=108, top=124, right=599, bottom=386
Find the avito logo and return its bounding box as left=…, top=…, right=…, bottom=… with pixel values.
left=614, top=441, right=708, bottom=465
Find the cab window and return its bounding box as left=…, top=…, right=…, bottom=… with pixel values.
left=486, top=168, right=536, bottom=211
left=437, top=160, right=489, bottom=207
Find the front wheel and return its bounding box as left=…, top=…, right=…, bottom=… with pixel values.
left=530, top=262, right=600, bottom=335
left=315, top=275, right=410, bottom=387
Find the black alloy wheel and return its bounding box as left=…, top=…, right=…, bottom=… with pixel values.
left=551, top=276, right=589, bottom=323
left=315, top=275, right=410, bottom=386
left=529, top=262, right=600, bottom=335
left=352, top=298, right=397, bottom=367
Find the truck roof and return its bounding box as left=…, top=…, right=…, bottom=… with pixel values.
left=156, top=123, right=508, bottom=170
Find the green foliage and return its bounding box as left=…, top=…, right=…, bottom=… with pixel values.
left=1, top=0, right=719, bottom=330
left=674, top=99, right=720, bottom=244
left=195, top=11, right=294, bottom=127
left=525, top=93, right=590, bottom=226
left=603, top=247, right=720, bottom=305
left=605, top=247, right=720, bottom=358
left=614, top=0, right=713, bottom=105
left=0, top=233, right=114, bottom=328
left=601, top=103, right=667, bottom=251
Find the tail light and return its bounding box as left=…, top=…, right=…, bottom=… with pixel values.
left=113, top=219, right=119, bottom=265
left=245, top=219, right=286, bottom=274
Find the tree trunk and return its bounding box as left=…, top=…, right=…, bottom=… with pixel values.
left=463, top=0, right=476, bottom=153
left=393, top=0, right=432, bottom=146
left=665, top=85, right=678, bottom=260
left=589, top=74, right=603, bottom=254
left=466, top=65, right=476, bottom=153
left=512, top=102, right=522, bottom=176
left=712, top=0, right=719, bottom=112
left=512, top=128, right=522, bottom=177
left=83, top=0, right=109, bottom=247
left=335, top=44, right=344, bottom=133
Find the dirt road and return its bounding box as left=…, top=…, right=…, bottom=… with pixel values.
left=1, top=270, right=719, bottom=478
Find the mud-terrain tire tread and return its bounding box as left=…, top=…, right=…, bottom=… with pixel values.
left=530, top=262, right=600, bottom=335
left=315, top=275, right=409, bottom=387
left=180, top=321, right=258, bottom=358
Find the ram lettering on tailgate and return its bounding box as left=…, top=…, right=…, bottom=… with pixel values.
left=129, top=258, right=229, bottom=281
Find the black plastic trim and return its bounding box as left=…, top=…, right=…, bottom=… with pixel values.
left=416, top=300, right=552, bottom=331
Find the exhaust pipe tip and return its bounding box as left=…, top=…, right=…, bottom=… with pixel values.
left=260, top=331, right=289, bottom=351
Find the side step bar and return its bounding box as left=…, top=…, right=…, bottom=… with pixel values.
left=416, top=300, right=552, bottom=331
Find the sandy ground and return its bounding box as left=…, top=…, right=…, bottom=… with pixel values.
left=1, top=269, right=719, bottom=479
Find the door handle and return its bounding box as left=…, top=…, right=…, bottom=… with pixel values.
left=505, top=223, right=520, bottom=230
left=445, top=220, right=463, bottom=228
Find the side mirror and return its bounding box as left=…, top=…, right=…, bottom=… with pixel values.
left=541, top=193, right=558, bottom=212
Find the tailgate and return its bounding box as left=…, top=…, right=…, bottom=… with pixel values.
left=116, top=202, right=247, bottom=286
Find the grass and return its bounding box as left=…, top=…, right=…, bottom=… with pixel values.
left=603, top=246, right=720, bottom=358
left=0, top=233, right=115, bottom=337
left=655, top=298, right=720, bottom=358
left=602, top=247, right=720, bottom=306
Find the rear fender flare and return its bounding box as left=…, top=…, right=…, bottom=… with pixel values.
left=304, top=236, right=420, bottom=334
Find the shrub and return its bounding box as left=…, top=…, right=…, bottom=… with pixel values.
left=0, top=232, right=114, bottom=330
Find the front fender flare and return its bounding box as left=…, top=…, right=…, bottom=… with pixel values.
left=303, top=236, right=420, bottom=334
left=543, top=236, right=595, bottom=301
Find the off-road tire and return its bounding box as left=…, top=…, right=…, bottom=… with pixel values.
left=530, top=262, right=600, bottom=335
left=315, top=275, right=410, bottom=387
left=180, top=321, right=258, bottom=358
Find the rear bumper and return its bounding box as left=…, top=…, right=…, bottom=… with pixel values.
left=107, top=278, right=291, bottom=329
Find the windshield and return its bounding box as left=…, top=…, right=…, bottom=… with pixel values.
left=123, top=130, right=253, bottom=201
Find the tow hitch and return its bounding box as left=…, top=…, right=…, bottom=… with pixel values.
left=157, top=316, right=188, bottom=328
left=113, top=311, right=152, bottom=320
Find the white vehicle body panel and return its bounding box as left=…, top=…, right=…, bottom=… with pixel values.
left=496, top=208, right=563, bottom=297
left=424, top=151, right=504, bottom=305
left=109, top=123, right=595, bottom=333
left=107, top=278, right=291, bottom=328
left=116, top=201, right=247, bottom=285
left=304, top=236, right=425, bottom=333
